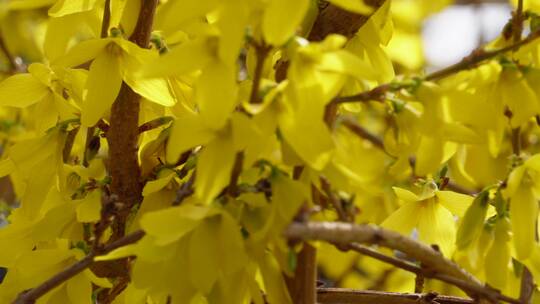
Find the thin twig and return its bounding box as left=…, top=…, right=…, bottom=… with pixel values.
left=509, top=0, right=525, bottom=156
left=172, top=172, right=195, bottom=206
left=344, top=243, right=493, bottom=301
left=62, top=127, right=80, bottom=163
left=414, top=272, right=425, bottom=293
left=248, top=42, right=271, bottom=104
left=101, top=0, right=111, bottom=38
left=513, top=0, right=524, bottom=43
left=333, top=29, right=540, bottom=105
left=341, top=116, right=385, bottom=151
left=425, top=30, right=540, bottom=81
left=511, top=127, right=521, bottom=156
left=227, top=151, right=244, bottom=196
left=13, top=230, right=145, bottom=304
left=320, top=176, right=349, bottom=222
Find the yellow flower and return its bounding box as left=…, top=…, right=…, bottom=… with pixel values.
left=503, top=154, right=540, bottom=260
left=55, top=37, right=176, bottom=126
left=0, top=63, right=82, bottom=132
left=382, top=183, right=473, bottom=257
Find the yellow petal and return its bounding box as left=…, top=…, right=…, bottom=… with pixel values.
left=525, top=153, right=540, bottom=171
left=262, top=0, right=309, bottom=46
left=188, top=219, right=220, bottom=293
left=94, top=243, right=139, bottom=261
left=196, top=61, right=238, bottom=130
left=510, top=184, right=538, bottom=260
left=195, top=134, right=236, bottom=204
left=165, top=113, right=215, bottom=164
left=142, top=37, right=212, bottom=78
left=76, top=190, right=102, bottom=223
left=34, top=93, right=58, bottom=133
left=415, top=136, right=444, bottom=176
left=436, top=191, right=474, bottom=217
left=417, top=200, right=456, bottom=257
left=218, top=213, right=248, bottom=274
left=140, top=205, right=211, bottom=245
left=484, top=218, right=511, bottom=290
left=81, top=51, right=122, bottom=126
left=500, top=70, right=539, bottom=128
left=381, top=201, right=420, bottom=236
left=0, top=158, right=15, bottom=177
left=505, top=165, right=527, bottom=198
left=327, top=0, right=373, bottom=14
left=66, top=273, right=92, bottom=304
left=49, top=0, right=98, bottom=17
left=319, top=50, right=378, bottom=81
left=53, top=38, right=109, bottom=68
left=124, top=75, right=176, bottom=107
left=0, top=73, right=49, bottom=108
left=278, top=93, right=334, bottom=170
left=155, top=0, right=218, bottom=35
left=272, top=175, right=307, bottom=222
left=83, top=269, right=112, bottom=288
left=142, top=171, right=176, bottom=197
left=44, top=14, right=92, bottom=61
left=523, top=245, right=540, bottom=283
left=455, top=192, right=489, bottom=250
left=392, top=187, right=419, bottom=204
left=8, top=0, right=56, bottom=10
left=259, top=251, right=293, bottom=304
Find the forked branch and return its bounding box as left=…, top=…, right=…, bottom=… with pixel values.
left=285, top=221, right=520, bottom=304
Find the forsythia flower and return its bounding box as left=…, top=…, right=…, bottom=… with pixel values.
left=382, top=183, right=473, bottom=256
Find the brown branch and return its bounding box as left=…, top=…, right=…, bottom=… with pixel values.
left=285, top=244, right=318, bottom=304
left=285, top=221, right=521, bottom=304
left=320, top=176, right=350, bottom=222
left=275, top=0, right=384, bottom=82
left=317, top=288, right=474, bottom=304
left=341, top=116, right=385, bottom=151
left=107, top=0, right=158, bottom=242
left=333, top=83, right=390, bottom=104
left=512, top=0, right=524, bottom=43
left=62, top=127, right=80, bottom=163
left=308, top=1, right=384, bottom=42
left=511, top=127, right=521, bottom=156
left=344, top=243, right=497, bottom=301
left=249, top=42, right=270, bottom=104
left=12, top=230, right=145, bottom=304
left=227, top=151, right=244, bottom=196
left=414, top=272, right=425, bottom=293
left=101, top=0, right=111, bottom=38
left=285, top=165, right=318, bottom=304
